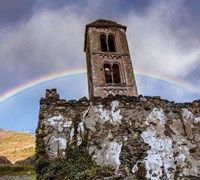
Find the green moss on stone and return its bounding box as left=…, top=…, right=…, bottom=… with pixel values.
left=35, top=144, right=114, bottom=180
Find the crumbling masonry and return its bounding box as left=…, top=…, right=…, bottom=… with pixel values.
left=37, top=89, right=200, bottom=179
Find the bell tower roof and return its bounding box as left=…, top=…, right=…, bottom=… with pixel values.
left=84, top=19, right=126, bottom=52
left=86, top=19, right=127, bottom=29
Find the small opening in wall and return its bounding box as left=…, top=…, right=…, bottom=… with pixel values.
left=104, top=64, right=112, bottom=83
left=113, top=64, right=121, bottom=83
left=100, top=34, right=108, bottom=52
left=108, top=35, right=116, bottom=52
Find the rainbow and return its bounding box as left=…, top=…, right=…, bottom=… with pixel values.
left=0, top=68, right=199, bottom=104
left=0, top=68, right=86, bottom=104
left=135, top=68, right=200, bottom=93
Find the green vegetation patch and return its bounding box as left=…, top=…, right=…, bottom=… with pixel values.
left=0, top=165, right=35, bottom=176
left=35, top=145, right=114, bottom=180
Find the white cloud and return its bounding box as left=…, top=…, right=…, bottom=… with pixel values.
left=0, top=6, right=88, bottom=84
left=122, top=0, right=200, bottom=82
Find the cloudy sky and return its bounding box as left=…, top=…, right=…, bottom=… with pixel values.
left=0, top=0, right=199, bottom=132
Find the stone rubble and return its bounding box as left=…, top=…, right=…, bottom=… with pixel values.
left=36, top=89, right=200, bottom=179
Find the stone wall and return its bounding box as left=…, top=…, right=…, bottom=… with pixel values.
left=36, top=89, right=200, bottom=179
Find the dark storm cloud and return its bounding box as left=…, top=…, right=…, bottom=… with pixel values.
left=34, top=0, right=152, bottom=20
left=0, top=0, right=36, bottom=25
left=117, top=0, right=151, bottom=14
left=34, top=0, right=86, bottom=10
left=34, top=0, right=151, bottom=11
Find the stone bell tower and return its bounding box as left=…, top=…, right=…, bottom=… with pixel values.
left=84, top=19, right=138, bottom=100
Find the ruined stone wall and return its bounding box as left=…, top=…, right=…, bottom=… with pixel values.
left=36, top=89, right=200, bottom=179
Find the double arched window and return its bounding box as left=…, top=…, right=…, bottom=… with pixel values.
left=100, top=34, right=116, bottom=52
left=104, top=63, right=121, bottom=83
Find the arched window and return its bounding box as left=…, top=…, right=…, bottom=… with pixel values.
left=100, top=34, right=116, bottom=52
left=108, top=35, right=116, bottom=52
left=104, top=63, right=121, bottom=84
left=104, top=64, right=112, bottom=83
left=113, top=64, right=121, bottom=83
left=100, top=34, right=108, bottom=52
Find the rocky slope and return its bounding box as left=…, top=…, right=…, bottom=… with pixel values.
left=0, top=129, right=35, bottom=164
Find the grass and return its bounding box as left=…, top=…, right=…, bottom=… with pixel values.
left=0, top=165, right=35, bottom=176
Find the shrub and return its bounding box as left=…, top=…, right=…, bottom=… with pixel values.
left=35, top=144, right=114, bottom=180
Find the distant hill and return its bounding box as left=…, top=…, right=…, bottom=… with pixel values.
left=0, top=130, right=35, bottom=163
